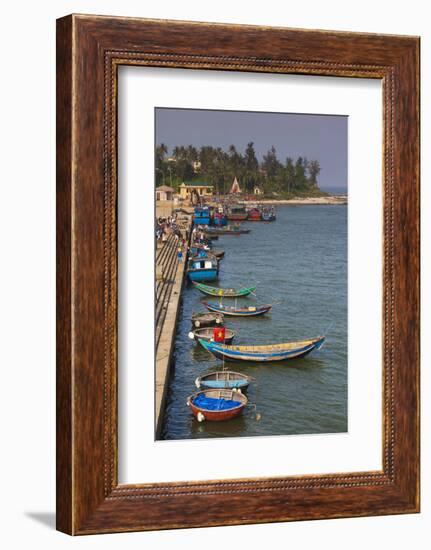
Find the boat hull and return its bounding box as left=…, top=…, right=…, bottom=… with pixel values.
left=196, top=373, right=250, bottom=389
left=261, top=214, right=276, bottom=222
left=187, top=389, right=247, bottom=421
left=204, top=228, right=250, bottom=235
left=213, top=215, right=227, bottom=226
left=226, top=213, right=248, bottom=221
left=192, top=281, right=256, bottom=297
left=187, top=269, right=218, bottom=282
left=198, top=336, right=325, bottom=362
left=191, top=313, right=224, bottom=328
left=192, top=327, right=235, bottom=345
left=198, top=379, right=249, bottom=390
left=248, top=209, right=262, bottom=221
left=203, top=301, right=272, bottom=316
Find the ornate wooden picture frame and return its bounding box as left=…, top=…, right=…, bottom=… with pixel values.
left=56, top=14, right=420, bottom=534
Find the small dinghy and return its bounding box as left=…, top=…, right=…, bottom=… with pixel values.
left=190, top=326, right=236, bottom=345
left=187, top=389, right=248, bottom=422
left=204, top=226, right=250, bottom=236
left=198, top=336, right=325, bottom=362
left=195, top=371, right=251, bottom=390
left=190, top=244, right=225, bottom=260
left=191, top=312, right=224, bottom=328
left=203, top=301, right=272, bottom=316
left=192, top=281, right=256, bottom=297
left=210, top=249, right=225, bottom=260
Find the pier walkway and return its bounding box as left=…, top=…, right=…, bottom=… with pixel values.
left=155, top=217, right=191, bottom=437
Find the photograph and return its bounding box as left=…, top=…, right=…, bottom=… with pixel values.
left=155, top=107, right=348, bottom=440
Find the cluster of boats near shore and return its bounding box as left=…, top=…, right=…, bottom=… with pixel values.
left=195, top=203, right=276, bottom=226
left=184, top=205, right=325, bottom=423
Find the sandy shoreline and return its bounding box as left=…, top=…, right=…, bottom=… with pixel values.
left=157, top=196, right=347, bottom=217
left=242, top=195, right=347, bottom=206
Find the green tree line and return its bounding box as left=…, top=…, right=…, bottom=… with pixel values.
left=155, top=142, right=322, bottom=196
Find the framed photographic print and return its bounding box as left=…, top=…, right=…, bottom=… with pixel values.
left=56, top=14, right=420, bottom=534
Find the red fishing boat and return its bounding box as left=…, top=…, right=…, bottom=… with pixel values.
left=247, top=207, right=262, bottom=221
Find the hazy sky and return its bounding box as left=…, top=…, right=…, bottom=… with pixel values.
left=155, top=108, right=348, bottom=190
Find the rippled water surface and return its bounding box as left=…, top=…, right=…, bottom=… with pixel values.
left=161, top=205, right=347, bottom=440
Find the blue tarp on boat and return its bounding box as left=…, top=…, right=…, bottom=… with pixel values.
left=192, top=394, right=240, bottom=411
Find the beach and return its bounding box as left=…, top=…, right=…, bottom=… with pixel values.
left=249, top=195, right=347, bottom=206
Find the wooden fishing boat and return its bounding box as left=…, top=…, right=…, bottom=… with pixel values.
left=191, top=247, right=225, bottom=260
left=192, top=281, right=256, bottom=297
left=195, top=371, right=250, bottom=390
left=226, top=205, right=248, bottom=221
left=210, top=249, right=225, bottom=259
left=247, top=207, right=262, bottom=221
left=193, top=206, right=211, bottom=225
left=198, top=336, right=326, bottom=362
left=203, top=301, right=272, bottom=316
left=204, top=226, right=250, bottom=236
left=261, top=208, right=276, bottom=222
left=187, top=389, right=248, bottom=421
left=187, top=256, right=218, bottom=282
left=191, top=312, right=224, bottom=328
left=190, top=326, right=236, bottom=345
left=189, top=250, right=221, bottom=263
left=213, top=208, right=227, bottom=226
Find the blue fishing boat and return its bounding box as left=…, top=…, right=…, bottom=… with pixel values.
left=213, top=207, right=227, bottom=226
left=193, top=206, right=211, bottom=225
left=261, top=208, right=276, bottom=222
left=203, top=301, right=272, bottom=316
left=195, top=371, right=251, bottom=390
left=198, top=336, right=325, bottom=362
left=187, top=257, right=219, bottom=282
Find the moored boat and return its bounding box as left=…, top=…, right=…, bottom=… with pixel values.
left=198, top=336, right=325, bottom=362
left=191, top=246, right=224, bottom=260
left=187, top=388, right=248, bottom=421
left=210, top=249, right=225, bottom=260
left=204, top=226, right=250, bottom=235
left=190, top=326, right=236, bottom=345
left=213, top=207, right=227, bottom=226
left=187, top=256, right=219, bottom=282
left=226, top=205, right=248, bottom=221
left=261, top=207, right=276, bottom=222
left=203, top=301, right=272, bottom=316
left=195, top=371, right=250, bottom=390
left=191, top=312, right=224, bottom=328
left=247, top=207, right=262, bottom=221
left=193, top=206, right=211, bottom=225
left=192, top=281, right=256, bottom=297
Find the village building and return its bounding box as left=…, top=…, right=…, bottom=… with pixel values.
left=179, top=182, right=214, bottom=200
left=229, top=176, right=242, bottom=194
left=155, top=185, right=175, bottom=201
left=253, top=185, right=263, bottom=195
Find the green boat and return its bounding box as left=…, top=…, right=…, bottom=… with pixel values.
left=192, top=281, right=256, bottom=297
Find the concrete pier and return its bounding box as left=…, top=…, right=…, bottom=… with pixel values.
left=155, top=216, right=192, bottom=438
